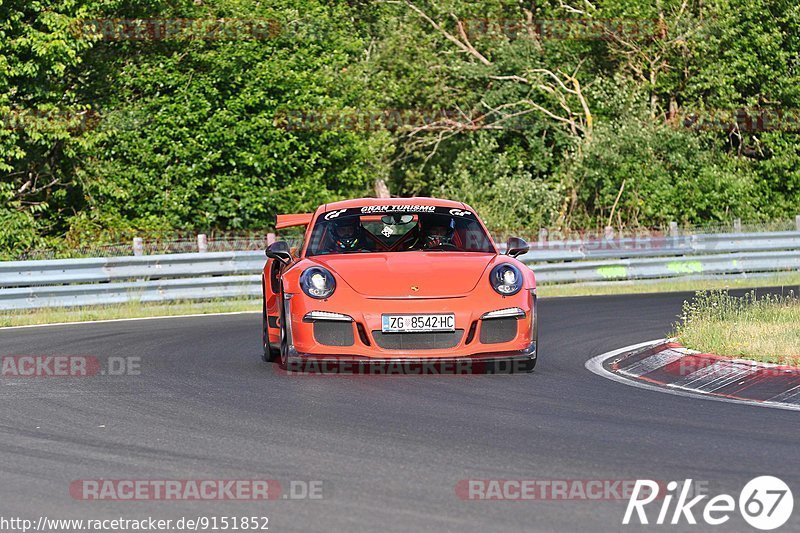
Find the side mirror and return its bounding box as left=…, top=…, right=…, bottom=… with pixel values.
left=505, top=237, right=529, bottom=258
left=266, top=241, right=293, bottom=264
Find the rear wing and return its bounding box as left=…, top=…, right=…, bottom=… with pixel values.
left=276, top=213, right=313, bottom=230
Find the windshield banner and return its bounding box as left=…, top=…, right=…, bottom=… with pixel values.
left=323, top=206, right=474, bottom=220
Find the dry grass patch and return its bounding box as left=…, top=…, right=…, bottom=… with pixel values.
left=672, top=290, right=800, bottom=365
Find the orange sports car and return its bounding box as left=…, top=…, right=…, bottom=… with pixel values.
left=261, top=197, right=538, bottom=373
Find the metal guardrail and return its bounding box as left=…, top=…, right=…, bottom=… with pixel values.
left=512, top=231, right=800, bottom=261
left=0, top=252, right=265, bottom=287
left=1, top=231, right=798, bottom=310
left=0, top=252, right=265, bottom=310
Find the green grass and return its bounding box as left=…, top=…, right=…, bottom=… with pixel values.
left=0, top=298, right=261, bottom=328
left=537, top=271, right=800, bottom=298
left=672, top=290, right=800, bottom=365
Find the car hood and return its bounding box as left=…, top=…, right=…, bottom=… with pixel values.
left=309, top=252, right=496, bottom=298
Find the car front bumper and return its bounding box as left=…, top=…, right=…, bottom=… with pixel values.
left=281, top=343, right=536, bottom=374
left=281, top=286, right=537, bottom=372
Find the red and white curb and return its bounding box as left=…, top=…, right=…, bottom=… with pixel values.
left=586, top=339, right=800, bottom=412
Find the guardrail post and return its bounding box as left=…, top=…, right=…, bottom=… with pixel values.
left=267, top=233, right=276, bottom=246
left=669, top=221, right=678, bottom=237
left=604, top=226, right=614, bottom=241
left=734, top=218, right=742, bottom=232
left=538, top=228, right=548, bottom=249
left=197, top=234, right=208, bottom=253
left=796, top=215, right=800, bottom=232
left=133, top=237, right=143, bottom=256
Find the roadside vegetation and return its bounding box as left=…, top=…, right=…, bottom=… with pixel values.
left=672, top=290, right=800, bottom=365
left=0, top=298, right=259, bottom=328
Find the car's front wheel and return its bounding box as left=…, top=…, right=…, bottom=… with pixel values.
left=524, top=301, right=539, bottom=373
left=279, top=294, right=289, bottom=369
left=523, top=354, right=537, bottom=373
left=262, top=286, right=279, bottom=363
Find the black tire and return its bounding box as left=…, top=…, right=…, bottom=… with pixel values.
left=278, top=296, right=289, bottom=369
left=525, top=299, right=539, bottom=373
left=523, top=354, right=537, bottom=373
left=262, top=286, right=279, bottom=363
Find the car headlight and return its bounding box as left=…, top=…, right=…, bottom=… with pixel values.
left=300, top=267, right=336, bottom=299
left=489, top=264, right=523, bottom=295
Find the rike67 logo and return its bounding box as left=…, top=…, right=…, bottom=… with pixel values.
left=624, top=477, right=794, bottom=530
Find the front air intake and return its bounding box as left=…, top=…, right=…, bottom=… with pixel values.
left=479, top=318, right=517, bottom=344
left=313, top=321, right=355, bottom=347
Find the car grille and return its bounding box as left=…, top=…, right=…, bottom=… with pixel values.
left=479, top=318, right=518, bottom=344
left=371, top=330, right=464, bottom=350
left=313, top=321, right=355, bottom=347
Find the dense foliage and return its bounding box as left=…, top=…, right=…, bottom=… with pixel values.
left=1, top=0, right=798, bottom=257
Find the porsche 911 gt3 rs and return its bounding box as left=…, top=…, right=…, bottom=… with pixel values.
left=261, top=197, right=537, bottom=373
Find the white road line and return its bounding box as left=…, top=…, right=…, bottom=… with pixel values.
left=585, top=340, right=800, bottom=412
left=767, top=385, right=800, bottom=404
left=671, top=363, right=757, bottom=392
left=617, top=348, right=685, bottom=377
left=0, top=311, right=260, bottom=331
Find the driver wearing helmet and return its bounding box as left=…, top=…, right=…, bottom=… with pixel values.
left=330, top=216, right=368, bottom=252
left=420, top=214, right=457, bottom=249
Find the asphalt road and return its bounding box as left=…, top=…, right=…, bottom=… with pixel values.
left=1, top=291, right=798, bottom=532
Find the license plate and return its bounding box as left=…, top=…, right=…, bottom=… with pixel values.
left=381, top=314, right=455, bottom=333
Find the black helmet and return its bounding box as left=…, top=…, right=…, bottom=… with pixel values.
left=331, top=217, right=361, bottom=251
left=421, top=214, right=455, bottom=248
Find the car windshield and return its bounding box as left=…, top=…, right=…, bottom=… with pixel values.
left=305, top=207, right=495, bottom=256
